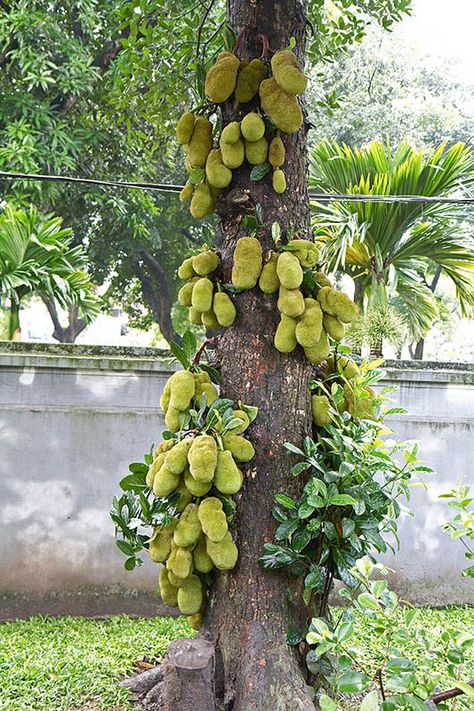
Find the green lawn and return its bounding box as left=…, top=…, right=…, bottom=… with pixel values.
left=0, top=608, right=472, bottom=711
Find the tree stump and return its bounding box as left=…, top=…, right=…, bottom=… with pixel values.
left=161, top=638, right=217, bottom=711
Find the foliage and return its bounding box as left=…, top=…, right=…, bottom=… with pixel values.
left=310, top=139, right=474, bottom=340
left=440, top=480, right=474, bottom=578
left=348, top=302, right=407, bottom=353
left=312, top=560, right=474, bottom=710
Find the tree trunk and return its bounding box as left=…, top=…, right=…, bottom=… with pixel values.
left=39, top=293, right=87, bottom=343
left=412, top=338, right=424, bottom=360
left=133, top=251, right=181, bottom=346
left=8, top=301, right=21, bottom=341
left=164, top=2, right=315, bottom=709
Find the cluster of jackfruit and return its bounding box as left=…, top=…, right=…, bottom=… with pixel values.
left=259, top=50, right=306, bottom=135
left=176, top=113, right=218, bottom=219
left=160, top=368, right=219, bottom=431
left=311, top=354, right=377, bottom=427
left=178, top=247, right=236, bottom=330
left=205, top=52, right=268, bottom=105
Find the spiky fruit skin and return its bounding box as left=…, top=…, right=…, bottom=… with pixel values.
left=149, top=523, right=175, bottom=563
left=179, top=182, right=194, bottom=202
left=192, top=249, right=219, bottom=276
left=188, top=306, right=202, bottom=325
left=240, top=112, right=266, bottom=142
left=194, top=381, right=219, bottom=408
left=169, top=370, right=195, bottom=411
left=220, top=138, right=245, bottom=169
left=174, top=479, right=193, bottom=513
left=205, top=149, right=233, bottom=189
left=318, top=287, right=358, bottom=323
left=198, top=497, right=228, bottom=542
left=311, top=395, right=331, bottom=427
left=271, top=50, right=307, bottom=95
left=323, top=313, right=345, bottom=341
left=191, top=277, right=214, bottom=313
left=187, top=612, right=204, bottom=630
left=325, top=354, right=359, bottom=379
left=268, top=136, right=285, bottom=168
left=276, top=252, right=303, bottom=289
left=160, top=380, right=171, bottom=412
left=214, top=450, right=243, bottom=495
left=174, top=503, right=202, bottom=547
left=178, top=257, right=196, bottom=280
left=312, top=271, right=332, bottom=289
left=231, top=409, right=250, bottom=434
left=167, top=543, right=194, bottom=580
left=176, top=112, right=195, bottom=144
left=272, top=168, right=286, bottom=194
left=274, top=314, right=297, bottom=353
left=234, top=59, right=268, bottom=102
left=258, top=251, right=280, bottom=294
left=231, top=237, right=263, bottom=290
left=188, top=434, right=218, bottom=482
left=186, top=116, right=213, bottom=167
left=178, top=279, right=197, bottom=307
left=245, top=136, right=268, bottom=165
left=277, top=287, right=305, bottom=318
left=206, top=530, right=239, bottom=570
left=177, top=574, right=203, bottom=615
left=190, top=183, right=214, bottom=219
left=166, top=438, right=192, bottom=475
left=159, top=568, right=179, bottom=607
left=259, top=78, right=303, bottom=134
left=288, top=240, right=320, bottom=268
left=193, top=535, right=214, bottom=573
left=153, top=463, right=180, bottom=497
left=205, top=52, right=240, bottom=103
left=221, top=121, right=241, bottom=144
left=213, top=292, right=236, bottom=327
left=165, top=405, right=181, bottom=432
left=303, top=330, right=330, bottom=364
left=295, top=301, right=323, bottom=347
left=222, top=433, right=255, bottom=462
left=201, top=309, right=221, bottom=331
left=184, top=467, right=212, bottom=497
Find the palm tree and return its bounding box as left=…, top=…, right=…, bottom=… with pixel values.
left=310, top=140, right=474, bottom=356
left=0, top=204, right=100, bottom=340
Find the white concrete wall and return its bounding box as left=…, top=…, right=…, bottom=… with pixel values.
left=0, top=344, right=472, bottom=617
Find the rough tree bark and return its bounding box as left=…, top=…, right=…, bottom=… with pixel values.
left=160, top=2, right=316, bottom=709
left=39, top=293, right=87, bottom=343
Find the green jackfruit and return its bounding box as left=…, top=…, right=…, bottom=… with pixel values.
left=158, top=568, right=179, bottom=607
left=186, top=116, right=213, bottom=167
left=205, top=52, right=240, bottom=103
left=231, top=236, right=263, bottom=290
left=274, top=314, right=297, bottom=353
left=176, top=111, right=195, bottom=145
left=343, top=383, right=377, bottom=421
left=288, top=240, right=320, bottom=268
left=220, top=137, right=245, bottom=169
left=184, top=467, right=212, bottom=497
left=179, top=182, right=194, bottom=203
left=165, top=406, right=182, bottom=433
left=178, top=279, right=197, bottom=307
left=222, top=433, right=255, bottom=462
left=169, top=370, right=195, bottom=411
left=241, top=112, right=265, bottom=142
left=213, top=292, right=236, bottom=327
left=205, top=149, right=233, bottom=189
left=153, top=463, right=180, bottom=497
left=198, top=497, right=228, bottom=542
left=178, top=257, right=196, bottom=280
left=149, top=523, right=175, bottom=563
left=272, top=168, right=286, bottom=194
left=259, top=78, right=303, bottom=134
left=154, top=439, right=176, bottom=456
left=311, top=395, right=331, bottom=427
left=206, top=530, right=238, bottom=570
left=193, top=370, right=211, bottom=386
left=231, top=409, right=250, bottom=434
left=167, top=570, right=191, bottom=588
left=166, top=437, right=192, bottom=475
left=167, top=543, right=193, bottom=580
left=245, top=136, right=268, bottom=165
left=146, top=452, right=163, bottom=489
left=221, top=121, right=241, bottom=144
left=327, top=290, right=358, bottom=323
left=276, top=251, right=303, bottom=289
left=277, top=286, right=305, bottom=317
left=201, top=308, right=221, bottom=331
left=188, top=306, right=202, bottom=325
left=312, top=271, right=332, bottom=289
left=193, top=535, right=214, bottom=573
left=268, top=136, right=285, bottom=168
left=174, top=479, right=193, bottom=513
left=174, top=503, right=202, bottom=547
left=295, top=300, right=323, bottom=347
left=303, top=329, right=330, bottom=365
left=192, top=249, right=219, bottom=276
left=160, top=379, right=171, bottom=412
left=235, top=59, right=268, bottom=102
left=214, top=450, right=243, bottom=495
left=191, top=277, right=214, bottom=313
left=194, top=382, right=219, bottom=408
left=188, top=434, right=218, bottom=482
left=258, top=251, right=280, bottom=294
left=317, top=286, right=333, bottom=314
left=323, top=313, right=345, bottom=341
left=190, top=183, right=214, bottom=219
left=187, top=612, right=204, bottom=630
left=325, top=354, right=359, bottom=379
left=271, top=50, right=307, bottom=95
left=177, top=574, right=203, bottom=615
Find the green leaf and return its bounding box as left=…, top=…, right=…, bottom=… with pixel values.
left=286, top=626, right=304, bottom=646
left=337, top=671, right=371, bottom=693
left=360, top=690, right=379, bottom=711
left=453, top=680, right=474, bottom=699
left=275, top=494, right=296, bottom=509
left=330, top=494, right=357, bottom=506
left=319, top=695, right=338, bottom=711
left=120, top=472, right=147, bottom=491
left=305, top=566, right=326, bottom=592
left=116, top=539, right=135, bottom=556
left=357, top=592, right=380, bottom=610
left=124, top=556, right=136, bottom=571
left=250, top=162, right=271, bottom=181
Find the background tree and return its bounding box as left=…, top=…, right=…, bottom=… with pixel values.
left=310, top=139, right=474, bottom=356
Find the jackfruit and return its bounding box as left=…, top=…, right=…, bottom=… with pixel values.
left=186, top=116, right=213, bottom=167
left=343, top=383, right=377, bottom=420
left=231, top=409, right=250, bottom=434
left=312, top=271, right=332, bottom=289
left=201, top=309, right=221, bottom=331
left=174, top=503, right=202, bottom=547
left=193, top=370, right=211, bottom=386
left=153, top=463, right=180, bottom=497
left=259, top=78, right=303, bottom=134
left=220, top=137, right=245, bottom=169
left=184, top=467, right=212, bottom=497
left=177, top=574, right=203, bottom=615
left=193, top=534, right=214, bottom=573
left=154, top=439, right=176, bottom=456
left=188, top=434, right=218, bottom=482
left=245, top=136, right=268, bottom=165
left=288, top=240, right=320, bottom=268
left=241, top=112, right=265, bottom=142
left=190, top=183, right=214, bottom=219
left=272, top=168, right=286, bottom=194
left=187, top=612, right=204, bottom=630
left=174, top=479, right=193, bottom=513
left=147, top=450, right=166, bottom=488
left=326, top=354, right=359, bottom=379
left=167, top=570, right=191, bottom=588
left=179, top=182, right=194, bottom=203
left=191, top=277, right=214, bottom=313
left=178, top=257, right=197, bottom=280
left=295, top=300, right=323, bottom=347
left=214, top=450, right=243, bottom=495
left=160, top=379, right=171, bottom=412
left=158, top=568, right=179, bottom=607
left=303, top=329, right=330, bottom=364
left=311, top=395, right=331, bottom=428
left=231, top=237, right=263, bottom=290
left=149, top=523, right=175, bottom=563
left=176, top=111, right=195, bottom=145
left=205, top=51, right=240, bottom=103
left=235, top=59, right=268, bottom=102
left=327, top=290, right=358, bottom=323
left=206, top=530, right=239, bottom=570
left=277, top=286, right=305, bottom=317
left=222, top=432, right=255, bottom=462
left=178, top=279, right=197, bottom=307
left=268, top=136, right=285, bottom=168
left=166, top=437, right=192, bottom=475
left=323, top=313, right=345, bottom=341
left=194, top=382, right=219, bottom=408
left=192, top=249, right=219, bottom=276
left=274, top=314, right=297, bottom=353
left=188, top=306, right=202, bottom=325
left=165, top=405, right=182, bottom=433
left=198, top=497, right=228, bottom=542
left=221, top=121, right=241, bottom=144
left=276, top=251, right=303, bottom=289
left=213, top=292, right=236, bottom=327
left=205, top=149, right=233, bottom=189
left=258, top=251, right=280, bottom=294
left=271, top=50, right=307, bottom=95
left=169, top=370, right=195, bottom=411
left=167, top=541, right=193, bottom=579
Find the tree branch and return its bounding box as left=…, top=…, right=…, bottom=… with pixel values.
left=133, top=251, right=180, bottom=345
left=39, top=292, right=87, bottom=343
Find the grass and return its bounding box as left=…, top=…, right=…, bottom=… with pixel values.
left=0, top=608, right=472, bottom=711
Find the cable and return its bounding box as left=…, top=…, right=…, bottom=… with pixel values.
left=0, top=170, right=473, bottom=205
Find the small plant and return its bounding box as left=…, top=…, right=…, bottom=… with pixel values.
left=348, top=302, right=407, bottom=356
left=440, top=480, right=474, bottom=578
